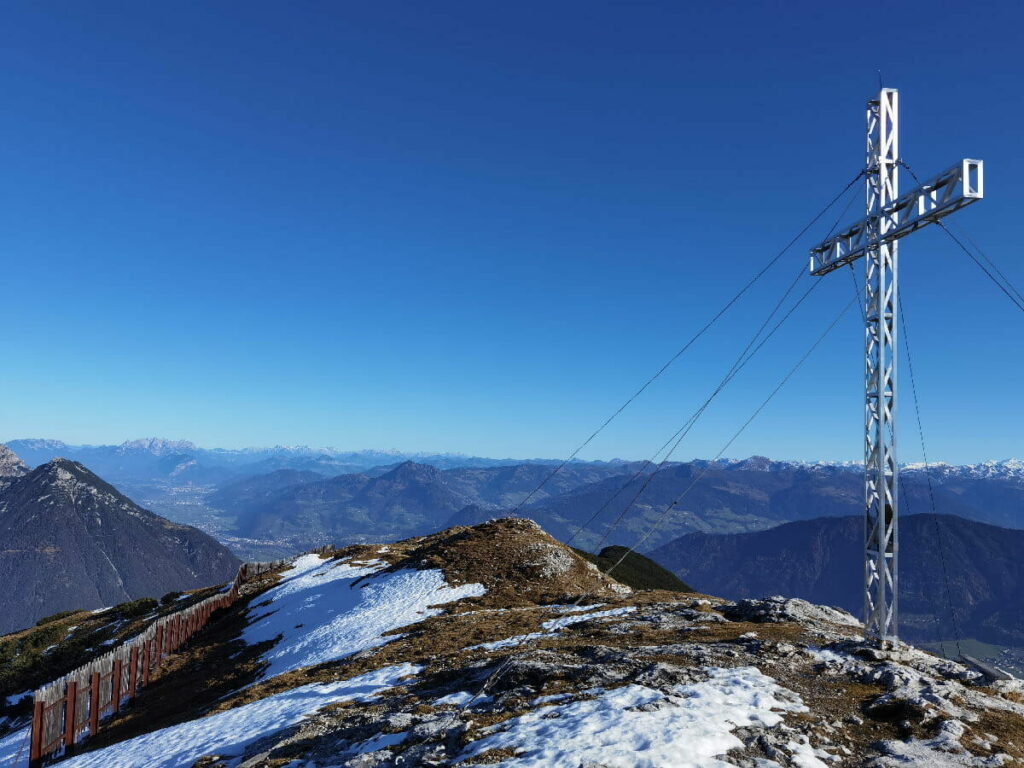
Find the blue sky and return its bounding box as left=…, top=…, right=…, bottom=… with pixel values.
left=1, top=1, right=1021, bottom=463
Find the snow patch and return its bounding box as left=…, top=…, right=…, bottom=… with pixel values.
left=0, top=727, right=29, bottom=768
left=869, top=719, right=1009, bottom=767
left=458, top=666, right=809, bottom=767
left=806, top=647, right=851, bottom=665
left=540, top=605, right=636, bottom=631
left=58, top=663, right=420, bottom=768
left=346, top=729, right=408, bottom=756
left=434, top=691, right=474, bottom=707
left=470, top=606, right=637, bottom=652
left=4, top=691, right=30, bottom=706
left=545, top=603, right=605, bottom=614
left=787, top=738, right=831, bottom=768
left=244, top=553, right=485, bottom=679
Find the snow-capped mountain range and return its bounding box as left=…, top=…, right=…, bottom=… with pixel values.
left=7, top=438, right=1024, bottom=480
left=707, top=455, right=1024, bottom=482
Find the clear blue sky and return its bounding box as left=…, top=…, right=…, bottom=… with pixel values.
left=1, top=1, right=1021, bottom=463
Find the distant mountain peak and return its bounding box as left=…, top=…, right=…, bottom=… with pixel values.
left=0, top=445, right=29, bottom=478
left=384, top=460, right=442, bottom=479
left=118, top=437, right=197, bottom=455
left=733, top=455, right=774, bottom=471
left=21, top=459, right=139, bottom=513
left=0, top=457, right=240, bottom=634
left=37, top=456, right=96, bottom=478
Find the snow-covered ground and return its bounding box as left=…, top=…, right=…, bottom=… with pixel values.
left=55, top=663, right=420, bottom=768
left=0, top=727, right=30, bottom=768
left=2, top=552, right=488, bottom=768
left=243, top=553, right=486, bottom=679
left=457, top=666, right=823, bottom=768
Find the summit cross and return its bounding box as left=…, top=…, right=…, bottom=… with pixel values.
left=809, top=88, right=984, bottom=647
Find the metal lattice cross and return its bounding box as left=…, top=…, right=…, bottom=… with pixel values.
left=809, top=88, right=984, bottom=647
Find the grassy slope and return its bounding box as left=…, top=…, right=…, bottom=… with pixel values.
left=575, top=546, right=694, bottom=592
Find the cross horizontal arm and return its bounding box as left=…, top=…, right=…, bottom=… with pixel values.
left=810, top=159, right=983, bottom=276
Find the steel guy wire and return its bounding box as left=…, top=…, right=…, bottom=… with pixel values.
left=938, top=220, right=1024, bottom=314
left=561, top=177, right=865, bottom=552
left=899, top=160, right=1024, bottom=315
left=946, top=221, right=1024, bottom=307
left=896, top=476, right=950, bottom=659
left=561, top=262, right=810, bottom=551
left=397, top=290, right=859, bottom=763
left=899, top=298, right=964, bottom=659
left=503, top=170, right=867, bottom=516
left=580, top=273, right=823, bottom=557
left=604, top=292, right=859, bottom=564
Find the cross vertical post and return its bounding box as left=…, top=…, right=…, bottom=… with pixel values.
left=808, top=88, right=984, bottom=648
left=863, top=89, right=899, bottom=647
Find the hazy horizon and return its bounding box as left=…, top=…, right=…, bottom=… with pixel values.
left=7, top=434, right=1024, bottom=468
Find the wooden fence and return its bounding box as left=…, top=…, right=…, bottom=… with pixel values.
left=28, top=558, right=290, bottom=766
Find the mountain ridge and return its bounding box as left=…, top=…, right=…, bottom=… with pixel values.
left=11, top=437, right=1024, bottom=476
left=0, top=454, right=241, bottom=634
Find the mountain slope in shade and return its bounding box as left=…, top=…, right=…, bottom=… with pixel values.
left=447, top=460, right=1008, bottom=552
left=232, top=462, right=470, bottom=546
left=208, top=469, right=328, bottom=515
left=219, top=456, right=1023, bottom=557
left=0, top=459, right=241, bottom=634
left=225, top=461, right=643, bottom=550
left=651, top=513, right=1024, bottom=645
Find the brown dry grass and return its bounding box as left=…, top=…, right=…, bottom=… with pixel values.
left=960, top=708, right=1024, bottom=761
left=331, top=519, right=630, bottom=610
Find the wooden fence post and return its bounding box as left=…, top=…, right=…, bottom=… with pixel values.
left=128, top=646, right=139, bottom=698
left=25, top=560, right=271, bottom=766
left=111, top=659, right=122, bottom=714
left=63, top=680, right=77, bottom=751
left=29, top=699, right=44, bottom=767
left=89, top=671, right=101, bottom=736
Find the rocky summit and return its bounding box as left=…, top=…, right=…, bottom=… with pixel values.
left=3, top=518, right=1020, bottom=768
